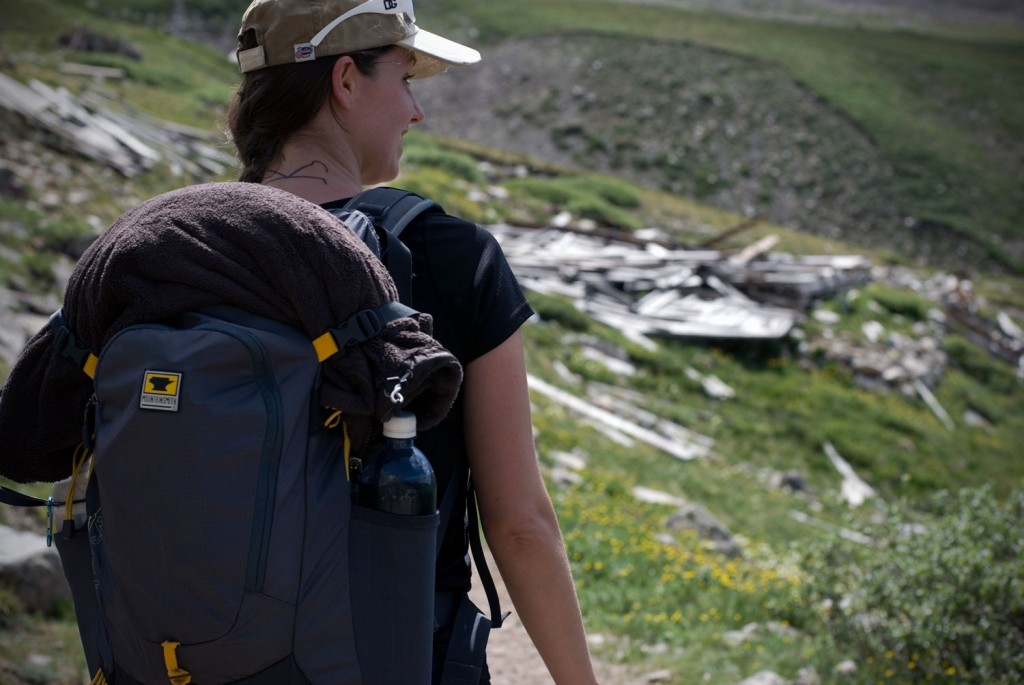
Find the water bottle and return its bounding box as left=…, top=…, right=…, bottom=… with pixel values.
left=355, top=410, right=437, bottom=515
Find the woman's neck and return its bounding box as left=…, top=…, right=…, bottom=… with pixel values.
left=263, top=138, right=362, bottom=204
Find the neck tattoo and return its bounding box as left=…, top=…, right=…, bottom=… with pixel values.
left=265, top=160, right=329, bottom=186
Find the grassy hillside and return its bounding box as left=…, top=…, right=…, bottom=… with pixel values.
left=1, top=1, right=1022, bottom=683
left=36, top=0, right=1024, bottom=271
left=415, top=0, right=1024, bottom=272
left=4, top=0, right=238, bottom=129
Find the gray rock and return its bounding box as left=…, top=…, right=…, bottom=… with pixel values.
left=833, top=659, right=858, bottom=676
left=723, top=620, right=800, bottom=647
left=666, top=503, right=742, bottom=558
left=963, top=407, right=993, bottom=429
left=776, top=471, right=808, bottom=492
left=736, top=671, right=788, bottom=685
left=722, top=622, right=760, bottom=646
left=0, top=288, right=55, bottom=370
left=794, top=667, right=821, bottom=685
left=0, top=524, right=71, bottom=615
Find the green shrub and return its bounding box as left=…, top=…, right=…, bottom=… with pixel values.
left=798, top=486, right=1024, bottom=684
left=574, top=175, right=641, bottom=208
left=504, top=177, right=574, bottom=205
left=865, top=284, right=930, bottom=321
left=0, top=587, right=22, bottom=628
left=527, top=292, right=591, bottom=332
left=73, top=53, right=192, bottom=90
left=395, top=167, right=488, bottom=223
left=33, top=217, right=93, bottom=256
left=402, top=147, right=486, bottom=184
left=565, top=195, right=641, bottom=229
left=503, top=176, right=643, bottom=229
left=943, top=335, right=1018, bottom=393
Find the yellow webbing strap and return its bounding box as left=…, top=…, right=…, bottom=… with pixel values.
left=324, top=409, right=343, bottom=429
left=312, top=331, right=338, bottom=362
left=65, top=445, right=91, bottom=522
left=162, top=641, right=192, bottom=685
left=83, top=352, right=98, bottom=379
left=343, top=419, right=351, bottom=480
left=89, top=668, right=108, bottom=685
left=323, top=410, right=352, bottom=480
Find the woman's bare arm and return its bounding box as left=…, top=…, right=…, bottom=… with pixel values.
left=464, top=330, right=599, bottom=684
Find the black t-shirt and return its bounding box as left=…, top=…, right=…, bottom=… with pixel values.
left=323, top=199, right=534, bottom=592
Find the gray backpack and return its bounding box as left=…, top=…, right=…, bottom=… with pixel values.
left=53, top=302, right=437, bottom=685
left=0, top=188, right=501, bottom=684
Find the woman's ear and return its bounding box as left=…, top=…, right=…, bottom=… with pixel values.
left=331, top=55, right=358, bottom=109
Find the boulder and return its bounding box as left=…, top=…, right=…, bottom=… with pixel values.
left=0, top=524, right=71, bottom=615
left=666, top=502, right=742, bottom=558
left=736, top=671, right=788, bottom=685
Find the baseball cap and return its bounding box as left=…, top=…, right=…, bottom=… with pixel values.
left=236, top=0, right=481, bottom=79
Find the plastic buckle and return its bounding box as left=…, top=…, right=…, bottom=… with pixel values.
left=334, top=308, right=385, bottom=348
left=50, top=310, right=91, bottom=367
left=354, top=308, right=384, bottom=340
left=51, top=324, right=73, bottom=357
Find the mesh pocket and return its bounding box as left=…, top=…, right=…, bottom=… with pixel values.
left=349, top=505, right=439, bottom=685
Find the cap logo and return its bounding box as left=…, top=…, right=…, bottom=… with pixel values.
left=384, top=0, right=398, bottom=9
left=294, top=43, right=316, bottom=62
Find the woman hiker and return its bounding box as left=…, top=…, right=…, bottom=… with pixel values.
left=227, top=0, right=600, bottom=683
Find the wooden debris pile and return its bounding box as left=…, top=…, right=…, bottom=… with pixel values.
left=884, top=267, right=1024, bottom=378
left=944, top=297, right=1024, bottom=372
left=488, top=224, right=872, bottom=342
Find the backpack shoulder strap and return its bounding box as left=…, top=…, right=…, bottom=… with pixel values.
left=341, top=188, right=439, bottom=304
left=340, top=189, right=507, bottom=631
left=465, top=476, right=508, bottom=628
left=342, top=187, right=440, bottom=241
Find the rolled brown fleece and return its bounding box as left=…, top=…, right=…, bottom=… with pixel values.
left=0, top=182, right=462, bottom=483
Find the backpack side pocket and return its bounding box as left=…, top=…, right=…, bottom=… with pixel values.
left=349, top=505, right=438, bottom=685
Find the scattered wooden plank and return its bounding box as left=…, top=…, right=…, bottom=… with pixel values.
left=728, top=233, right=780, bottom=265
left=527, top=375, right=713, bottom=461
left=59, top=62, right=126, bottom=80
left=913, top=378, right=955, bottom=430
left=823, top=441, right=875, bottom=507
left=789, top=510, right=872, bottom=544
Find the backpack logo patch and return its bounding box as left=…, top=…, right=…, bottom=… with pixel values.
left=140, top=371, right=182, bottom=411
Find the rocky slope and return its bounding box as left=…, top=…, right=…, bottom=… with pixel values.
left=412, top=32, right=1011, bottom=271
left=417, top=35, right=897, bottom=234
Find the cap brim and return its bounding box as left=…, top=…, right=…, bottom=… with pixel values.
left=397, top=28, right=481, bottom=79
